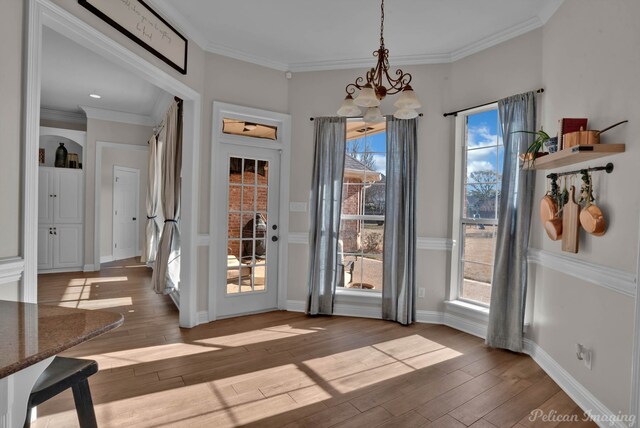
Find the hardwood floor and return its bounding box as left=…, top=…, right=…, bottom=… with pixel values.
left=34, top=258, right=595, bottom=427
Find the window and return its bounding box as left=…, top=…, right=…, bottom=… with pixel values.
left=451, top=106, right=503, bottom=306
left=338, top=120, right=387, bottom=292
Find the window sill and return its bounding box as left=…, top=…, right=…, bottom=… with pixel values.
left=444, top=299, right=489, bottom=322
left=336, top=288, right=382, bottom=299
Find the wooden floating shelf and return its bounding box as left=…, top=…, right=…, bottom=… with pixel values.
left=527, top=144, right=625, bottom=170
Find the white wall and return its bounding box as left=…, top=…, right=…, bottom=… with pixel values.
left=527, top=0, right=640, bottom=414
left=100, top=147, right=148, bottom=259
left=196, top=52, right=289, bottom=310
left=287, top=64, right=453, bottom=311
left=0, top=0, right=24, bottom=300
left=2, top=0, right=637, bottom=415
left=84, top=119, right=152, bottom=266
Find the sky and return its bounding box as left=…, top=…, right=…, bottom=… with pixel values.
left=347, top=109, right=504, bottom=178
left=466, top=109, right=503, bottom=181
left=347, top=131, right=387, bottom=173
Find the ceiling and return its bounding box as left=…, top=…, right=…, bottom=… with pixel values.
left=41, top=26, right=169, bottom=119
left=149, top=0, right=564, bottom=71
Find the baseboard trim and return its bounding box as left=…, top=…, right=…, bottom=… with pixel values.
left=286, top=300, right=306, bottom=312
left=196, top=311, right=209, bottom=325
left=83, top=264, right=95, bottom=272
left=416, top=310, right=444, bottom=324
left=528, top=248, right=636, bottom=298
left=100, top=255, right=114, bottom=264
left=38, top=267, right=83, bottom=274
left=333, top=303, right=380, bottom=319
left=523, top=339, right=626, bottom=428
left=443, top=312, right=488, bottom=339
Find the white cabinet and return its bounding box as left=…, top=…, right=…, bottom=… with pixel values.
left=37, top=225, right=53, bottom=270
left=38, top=167, right=84, bottom=271
left=53, top=224, right=84, bottom=268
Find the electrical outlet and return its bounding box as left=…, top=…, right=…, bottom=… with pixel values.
left=418, top=288, right=426, bottom=298
left=576, top=343, right=592, bottom=370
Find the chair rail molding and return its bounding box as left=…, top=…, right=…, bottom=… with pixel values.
left=417, top=237, right=454, bottom=251
left=527, top=248, right=637, bottom=297
left=288, top=233, right=453, bottom=251
left=0, top=258, right=25, bottom=285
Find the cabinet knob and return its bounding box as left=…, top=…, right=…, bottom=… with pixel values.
left=132, top=217, right=137, bottom=221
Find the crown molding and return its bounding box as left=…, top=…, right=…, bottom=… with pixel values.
left=146, top=0, right=208, bottom=50
left=80, top=106, right=155, bottom=127
left=40, top=107, right=86, bottom=124
left=147, top=3, right=562, bottom=73
left=537, top=0, right=565, bottom=24
left=205, top=41, right=290, bottom=72
left=449, top=16, right=542, bottom=62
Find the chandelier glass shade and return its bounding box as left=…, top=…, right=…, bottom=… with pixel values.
left=337, top=0, right=421, bottom=121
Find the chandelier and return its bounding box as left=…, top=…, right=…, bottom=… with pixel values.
left=337, top=0, right=421, bottom=122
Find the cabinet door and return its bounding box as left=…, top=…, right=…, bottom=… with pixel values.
left=38, top=168, right=54, bottom=224
left=53, top=224, right=84, bottom=268
left=37, top=225, right=53, bottom=270
left=54, top=169, right=84, bottom=224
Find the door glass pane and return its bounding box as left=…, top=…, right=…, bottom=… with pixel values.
left=226, top=156, right=270, bottom=294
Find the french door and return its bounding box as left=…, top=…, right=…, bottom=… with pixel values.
left=216, top=145, right=281, bottom=318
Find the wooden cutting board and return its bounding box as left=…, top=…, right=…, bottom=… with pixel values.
left=562, top=185, right=580, bottom=253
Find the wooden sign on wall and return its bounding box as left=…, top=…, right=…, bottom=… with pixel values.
left=79, top=0, right=188, bottom=74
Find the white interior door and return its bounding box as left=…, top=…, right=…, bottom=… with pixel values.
left=217, top=146, right=280, bottom=318
left=113, top=166, right=140, bottom=261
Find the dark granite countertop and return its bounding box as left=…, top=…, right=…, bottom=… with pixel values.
left=0, top=300, right=123, bottom=378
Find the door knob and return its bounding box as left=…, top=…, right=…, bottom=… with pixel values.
left=271, top=236, right=278, bottom=242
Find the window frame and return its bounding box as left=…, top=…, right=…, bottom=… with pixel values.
left=337, top=119, right=387, bottom=295
left=449, top=103, right=500, bottom=308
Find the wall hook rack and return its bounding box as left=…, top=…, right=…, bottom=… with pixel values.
left=546, top=162, right=614, bottom=180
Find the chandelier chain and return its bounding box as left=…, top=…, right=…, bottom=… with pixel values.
left=380, top=0, right=385, bottom=47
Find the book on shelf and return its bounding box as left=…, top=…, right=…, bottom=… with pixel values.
left=558, top=118, right=588, bottom=150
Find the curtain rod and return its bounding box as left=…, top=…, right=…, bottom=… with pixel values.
left=443, top=88, right=544, bottom=118
left=310, top=113, right=424, bottom=121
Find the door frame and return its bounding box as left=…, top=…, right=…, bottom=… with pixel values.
left=209, top=102, right=291, bottom=322
left=95, top=143, right=147, bottom=266
left=24, top=0, right=201, bottom=328
left=112, top=165, right=141, bottom=261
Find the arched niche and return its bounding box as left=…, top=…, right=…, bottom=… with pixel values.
left=39, top=126, right=86, bottom=168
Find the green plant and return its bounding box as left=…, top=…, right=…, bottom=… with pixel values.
left=513, top=128, right=551, bottom=167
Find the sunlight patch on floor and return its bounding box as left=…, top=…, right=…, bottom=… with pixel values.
left=193, top=326, right=317, bottom=347
left=67, top=276, right=129, bottom=287
left=83, top=343, right=217, bottom=370
left=57, top=297, right=133, bottom=310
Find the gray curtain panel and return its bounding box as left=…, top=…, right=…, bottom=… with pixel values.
left=141, top=134, right=163, bottom=265
left=152, top=100, right=183, bottom=294
left=486, top=91, right=536, bottom=352
left=307, top=117, right=347, bottom=315
left=382, top=116, right=417, bottom=325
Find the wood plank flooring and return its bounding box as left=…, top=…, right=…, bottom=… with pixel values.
left=34, top=258, right=596, bottom=427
